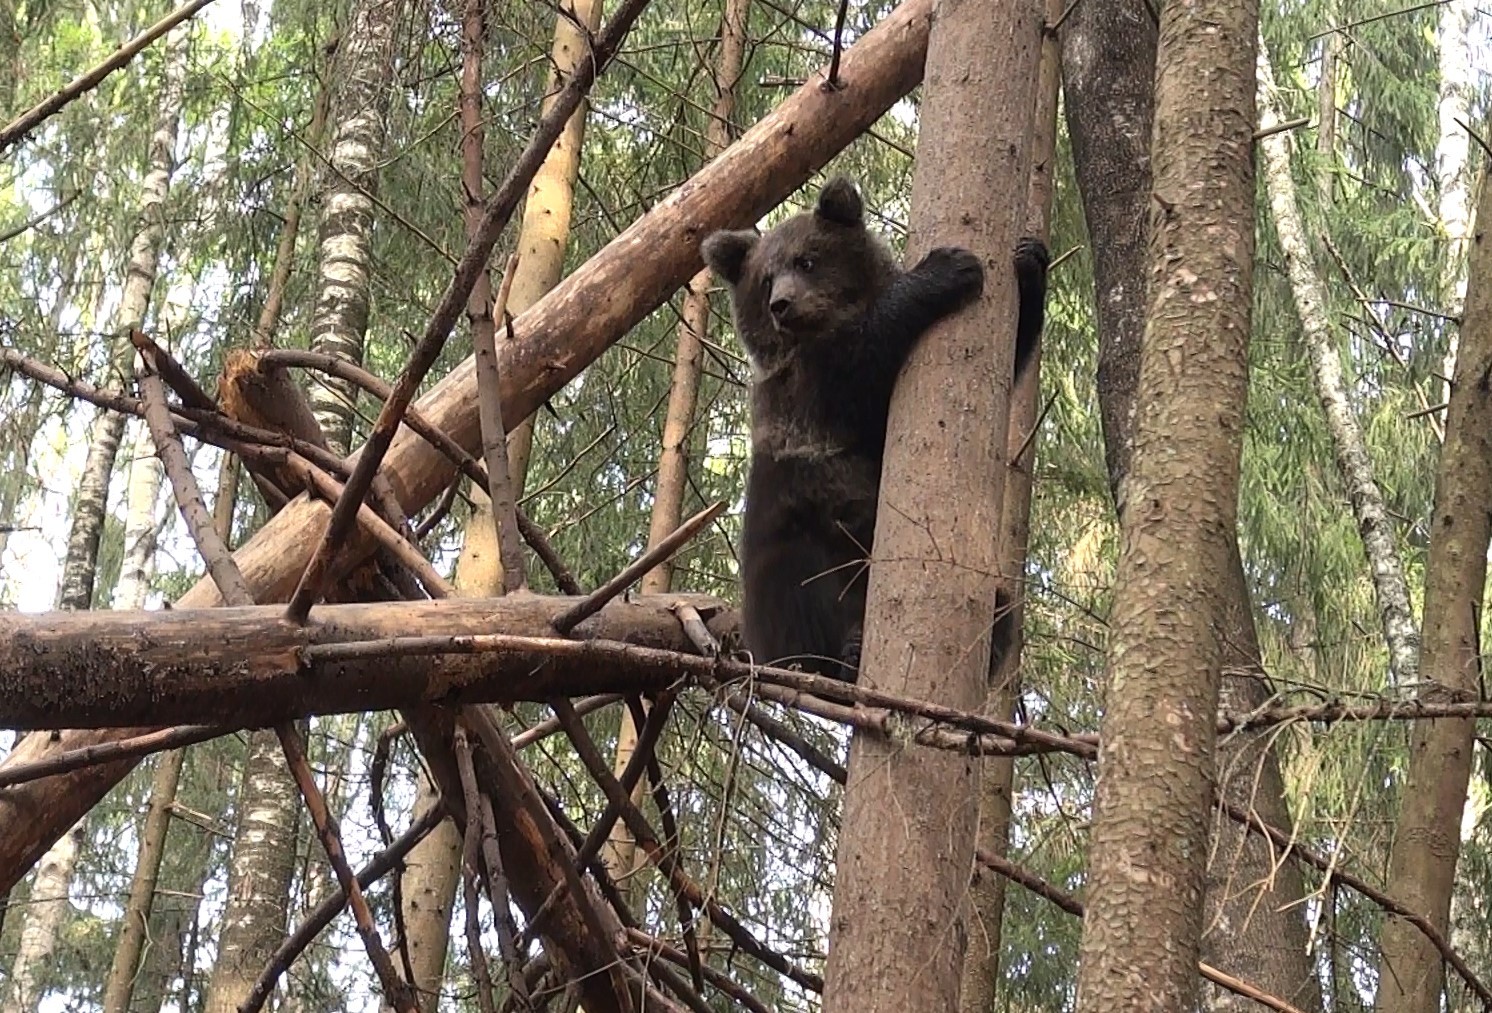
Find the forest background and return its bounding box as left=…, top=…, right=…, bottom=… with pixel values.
left=2, top=0, right=1492, bottom=1010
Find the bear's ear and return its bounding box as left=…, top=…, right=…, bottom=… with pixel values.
left=701, top=230, right=758, bottom=284
left=815, top=177, right=863, bottom=226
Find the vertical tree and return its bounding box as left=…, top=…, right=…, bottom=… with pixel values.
left=608, top=0, right=753, bottom=898
left=54, top=29, right=188, bottom=611
left=201, top=730, right=301, bottom=1012
left=1073, top=0, right=1258, bottom=1009
left=1374, top=146, right=1492, bottom=1013
left=389, top=770, right=459, bottom=1013
left=111, top=444, right=164, bottom=609
left=305, top=0, right=399, bottom=456
left=1434, top=0, right=1475, bottom=399
left=498, top=0, right=605, bottom=492
left=1063, top=7, right=1321, bottom=1006
left=0, top=823, right=82, bottom=1013
left=960, top=0, right=1061, bottom=1005
left=104, top=476, right=243, bottom=1013
left=101, top=747, right=186, bottom=1012
left=821, top=0, right=1043, bottom=1008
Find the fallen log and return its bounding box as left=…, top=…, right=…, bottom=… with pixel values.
left=0, top=0, right=937, bottom=894
left=0, top=595, right=734, bottom=729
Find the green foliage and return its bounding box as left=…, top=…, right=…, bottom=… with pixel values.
left=3, top=0, right=1492, bottom=1006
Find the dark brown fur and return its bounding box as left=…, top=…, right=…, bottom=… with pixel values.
left=702, top=177, right=1048, bottom=679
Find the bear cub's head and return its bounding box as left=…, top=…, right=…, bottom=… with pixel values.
left=701, top=178, right=898, bottom=355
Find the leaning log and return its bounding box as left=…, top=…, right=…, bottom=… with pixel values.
left=0, top=595, right=733, bottom=729
left=0, top=0, right=936, bottom=893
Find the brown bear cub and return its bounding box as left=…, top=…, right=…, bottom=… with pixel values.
left=701, top=176, right=1049, bottom=680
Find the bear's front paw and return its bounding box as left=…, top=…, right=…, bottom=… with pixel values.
left=1014, top=237, right=1051, bottom=276
left=917, top=246, right=985, bottom=298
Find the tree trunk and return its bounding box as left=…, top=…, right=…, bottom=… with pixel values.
left=1208, top=542, right=1325, bottom=1013
left=306, top=0, right=397, bottom=456
left=1064, top=10, right=1323, bottom=1009
left=1435, top=0, right=1475, bottom=395
left=0, top=0, right=942, bottom=885
left=1059, top=4, right=1151, bottom=496
left=54, top=30, right=186, bottom=611
left=112, top=442, right=163, bottom=609
left=282, top=714, right=364, bottom=1013
left=101, top=749, right=185, bottom=1013
left=201, top=729, right=301, bottom=1013
left=821, top=1, right=1043, bottom=1009
left=1316, top=19, right=1337, bottom=205
left=500, top=0, right=605, bottom=495
left=0, top=593, right=734, bottom=729
left=252, top=76, right=329, bottom=350
left=1373, top=145, right=1492, bottom=1013
left=1074, top=0, right=1258, bottom=1008
left=460, top=0, right=525, bottom=594
left=610, top=0, right=752, bottom=902
left=1260, top=46, right=1419, bottom=688
left=959, top=0, right=1061, bottom=1005
left=388, top=771, right=460, bottom=1013
left=0, top=821, right=82, bottom=1013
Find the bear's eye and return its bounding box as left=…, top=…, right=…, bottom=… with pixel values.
left=793, top=254, right=816, bottom=273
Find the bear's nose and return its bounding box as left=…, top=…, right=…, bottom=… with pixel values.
left=770, top=297, right=792, bottom=319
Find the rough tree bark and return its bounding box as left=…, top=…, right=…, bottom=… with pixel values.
left=0, top=594, right=732, bottom=728
left=306, top=0, right=397, bottom=456
left=821, top=0, right=1043, bottom=1009
left=1435, top=0, right=1491, bottom=964
left=0, top=0, right=941, bottom=889
left=959, top=0, right=1060, bottom=1005
left=1073, top=0, right=1258, bottom=1008
left=1064, top=8, right=1322, bottom=1008
left=1373, top=146, right=1492, bottom=1013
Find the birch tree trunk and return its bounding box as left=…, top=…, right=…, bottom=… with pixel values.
left=1258, top=48, right=1420, bottom=688
left=54, top=30, right=186, bottom=611
left=306, top=0, right=398, bottom=456
left=1074, top=0, right=1258, bottom=1006
left=112, top=442, right=163, bottom=609
left=0, top=822, right=83, bottom=1013
left=201, top=730, right=301, bottom=1012
left=1435, top=0, right=1475, bottom=396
